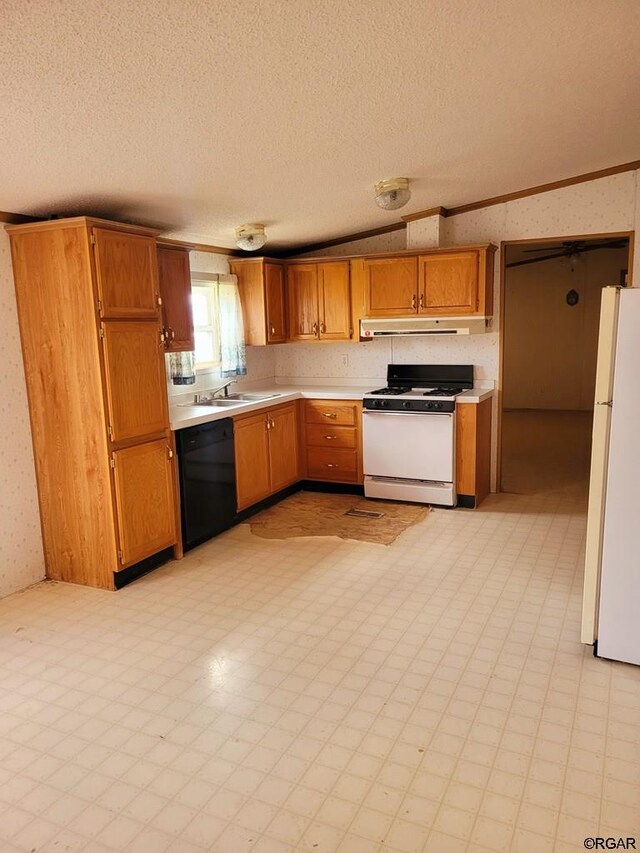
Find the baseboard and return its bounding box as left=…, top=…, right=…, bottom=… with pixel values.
left=301, top=480, right=365, bottom=496
left=456, top=494, right=476, bottom=509
left=114, top=547, right=174, bottom=589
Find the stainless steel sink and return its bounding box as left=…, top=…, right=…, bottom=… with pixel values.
left=195, top=399, right=248, bottom=407
left=176, top=392, right=282, bottom=408
left=176, top=398, right=249, bottom=408
left=226, top=392, right=282, bottom=401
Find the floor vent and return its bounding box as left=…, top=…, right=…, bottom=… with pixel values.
left=344, top=508, right=385, bottom=519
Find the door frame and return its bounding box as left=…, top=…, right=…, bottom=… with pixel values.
left=496, top=229, right=634, bottom=492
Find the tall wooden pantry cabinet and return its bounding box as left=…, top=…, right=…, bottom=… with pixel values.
left=7, top=217, right=179, bottom=590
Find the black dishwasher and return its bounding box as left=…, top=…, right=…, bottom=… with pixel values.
left=177, top=418, right=237, bottom=551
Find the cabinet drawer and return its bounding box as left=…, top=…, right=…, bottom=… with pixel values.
left=304, top=400, right=358, bottom=426
left=305, top=424, right=357, bottom=449
left=306, top=448, right=358, bottom=481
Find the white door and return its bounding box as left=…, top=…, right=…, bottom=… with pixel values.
left=597, top=288, right=640, bottom=665
left=581, top=286, right=619, bottom=645
left=363, top=411, right=455, bottom=482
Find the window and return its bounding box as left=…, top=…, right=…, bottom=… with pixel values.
left=190, top=273, right=247, bottom=377
left=191, top=279, right=220, bottom=369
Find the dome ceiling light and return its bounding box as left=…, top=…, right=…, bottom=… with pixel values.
left=374, top=177, right=411, bottom=211
left=235, top=223, right=267, bottom=251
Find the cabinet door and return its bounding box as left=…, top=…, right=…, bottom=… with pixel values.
left=112, top=439, right=177, bottom=567
left=364, top=257, right=418, bottom=316
left=287, top=265, right=319, bottom=340
left=234, top=413, right=271, bottom=510
left=157, top=246, right=195, bottom=352
left=101, top=321, right=169, bottom=442
left=419, top=251, right=479, bottom=314
left=92, top=228, right=160, bottom=318
left=268, top=404, right=300, bottom=492
left=318, top=262, right=351, bottom=340
left=265, top=263, right=287, bottom=343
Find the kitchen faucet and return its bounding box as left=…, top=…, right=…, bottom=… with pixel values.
left=194, top=380, right=236, bottom=404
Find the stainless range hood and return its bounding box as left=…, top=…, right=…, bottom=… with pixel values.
left=360, top=316, right=491, bottom=339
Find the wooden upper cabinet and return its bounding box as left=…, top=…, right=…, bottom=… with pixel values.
left=264, top=263, right=287, bottom=343
left=419, top=251, right=479, bottom=314
left=112, top=439, right=177, bottom=567
left=101, top=321, right=169, bottom=443
left=287, top=264, right=319, bottom=341
left=318, top=262, right=351, bottom=340
left=157, top=246, right=195, bottom=352
left=92, top=228, right=160, bottom=318
left=234, top=412, right=271, bottom=510
left=363, top=256, right=418, bottom=316
left=268, top=403, right=300, bottom=492
left=230, top=259, right=286, bottom=345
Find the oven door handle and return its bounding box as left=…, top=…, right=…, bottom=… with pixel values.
left=363, top=410, right=453, bottom=417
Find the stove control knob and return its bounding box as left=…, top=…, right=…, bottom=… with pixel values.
left=434, top=401, right=442, bottom=410
left=403, top=401, right=410, bottom=409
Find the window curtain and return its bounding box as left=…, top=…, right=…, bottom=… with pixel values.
left=218, top=274, right=247, bottom=377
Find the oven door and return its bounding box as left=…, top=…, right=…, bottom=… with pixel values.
left=362, top=410, right=455, bottom=482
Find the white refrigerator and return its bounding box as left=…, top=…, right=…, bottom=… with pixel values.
left=582, top=286, right=640, bottom=665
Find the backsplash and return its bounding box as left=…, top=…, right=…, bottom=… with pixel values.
left=273, top=335, right=496, bottom=383
left=166, top=346, right=276, bottom=399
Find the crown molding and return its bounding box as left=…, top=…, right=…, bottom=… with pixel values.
left=403, top=159, right=640, bottom=223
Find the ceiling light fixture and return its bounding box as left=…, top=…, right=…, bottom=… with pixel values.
left=374, top=177, right=411, bottom=211
left=235, top=223, right=267, bottom=251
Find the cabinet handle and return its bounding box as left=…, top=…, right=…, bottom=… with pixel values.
left=312, top=322, right=318, bottom=335
left=411, top=294, right=417, bottom=309
left=419, top=293, right=424, bottom=309
left=166, top=446, right=174, bottom=461
left=320, top=322, right=326, bottom=334
left=170, top=328, right=176, bottom=340
left=326, top=463, right=338, bottom=468
left=156, top=293, right=163, bottom=307
left=159, top=329, right=167, bottom=345
left=324, top=434, right=337, bottom=440
left=321, top=412, right=337, bottom=419
left=270, top=326, right=276, bottom=335
left=270, top=418, right=275, bottom=429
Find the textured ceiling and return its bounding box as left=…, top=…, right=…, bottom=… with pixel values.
left=1, top=0, right=639, bottom=250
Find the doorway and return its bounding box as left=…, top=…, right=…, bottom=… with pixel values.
left=499, top=234, right=631, bottom=498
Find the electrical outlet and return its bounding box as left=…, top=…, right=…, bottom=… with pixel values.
left=341, top=354, right=349, bottom=367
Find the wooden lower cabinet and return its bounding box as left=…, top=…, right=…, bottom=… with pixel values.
left=234, top=402, right=300, bottom=511
left=303, top=399, right=363, bottom=484
left=269, top=404, right=300, bottom=492
left=112, top=439, right=177, bottom=567
left=456, top=399, right=492, bottom=507
left=234, top=412, right=272, bottom=510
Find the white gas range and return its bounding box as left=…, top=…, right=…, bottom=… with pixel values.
left=362, top=364, right=474, bottom=506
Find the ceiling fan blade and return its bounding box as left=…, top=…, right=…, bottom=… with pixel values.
left=506, top=252, right=569, bottom=268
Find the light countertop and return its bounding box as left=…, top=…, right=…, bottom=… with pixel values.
left=170, top=383, right=494, bottom=431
